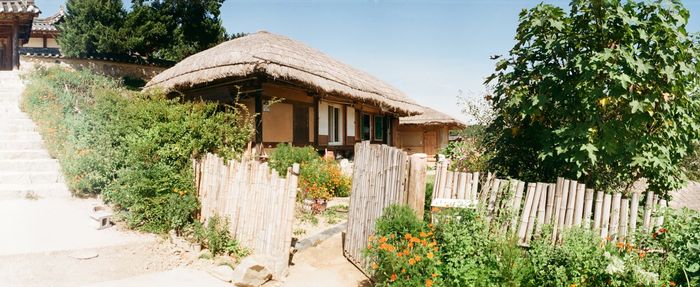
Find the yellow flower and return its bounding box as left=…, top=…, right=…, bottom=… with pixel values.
left=371, top=262, right=378, bottom=270
left=427, top=252, right=434, bottom=259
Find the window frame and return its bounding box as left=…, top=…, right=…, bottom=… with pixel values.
left=327, top=104, right=343, bottom=146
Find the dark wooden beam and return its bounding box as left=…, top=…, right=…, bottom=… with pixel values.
left=254, top=91, right=263, bottom=144
left=12, top=17, right=18, bottom=69
left=313, top=94, right=319, bottom=148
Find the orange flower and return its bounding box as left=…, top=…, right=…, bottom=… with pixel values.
left=371, top=262, right=378, bottom=269
left=616, top=242, right=624, bottom=249
left=420, top=231, right=428, bottom=238
left=405, top=233, right=413, bottom=240
left=606, top=235, right=612, bottom=242
left=367, top=243, right=372, bottom=249
left=421, top=239, right=428, bottom=246
left=390, top=274, right=397, bottom=282
left=401, top=268, right=406, bottom=273
left=428, top=223, right=434, bottom=229
left=670, top=281, right=677, bottom=287
left=415, top=255, right=422, bottom=262
left=432, top=273, right=438, bottom=278
left=397, top=252, right=403, bottom=257
left=570, top=284, right=576, bottom=287
left=411, top=237, right=421, bottom=243
left=379, top=236, right=388, bottom=243
left=427, top=252, right=434, bottom=259
left=390, top=234, right=395, bottom=239
left=639, top=251, right=646, bottom=258
left=409, top=258, right=416, bottom=265
left=426, top=278, right=433, bottom=287
left=431, top=207, right=441, bottom=212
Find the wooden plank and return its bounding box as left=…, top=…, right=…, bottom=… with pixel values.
left=470, top=172, right=480, bottom=202
left=535, top=183, right=547, bottom=236
left=551, top=178, right=564, bottom=241
left=593, top=191, right=604, bottom=231
left=407, top=153, right=427, bottom=219
left=524, top=183, right=543, bottom=244
left=557, top=179, right=570, bottom=231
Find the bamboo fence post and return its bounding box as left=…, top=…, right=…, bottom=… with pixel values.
left=510, top=181, right=526, bottom=233
left=544, top=183, right=555, bottom=224
left=565, top=180, right=577, bottom=227
left=557, top=179, right=570, bottom=231
left=535, top=183, right=547, bottom=236
left=583, top=188, right=594, bottom=229
left=551, top=178, right=564, bottom=241
left=655, top=199, right=667, bottom=229
left=629, top=192, right=640, bottom=239
left=464, top=172, right=472, bottom=200
left=593, top=191, right=604, bottom=231
left=456, top=172, right=467, bottom=199
left=517, top=183, right=536, bottom=244
left=643, top=191, right=654, bottom=232
left=609, top=193, right=622, bottom=240
left=619, top=198, right=629, bottom=241
left=487, top=179, right=501, bottom=220
left=442, top=171, right=454, bottom=199
left=601, top=193, right=612, bottom=240
left=470, top=172, right=480, bottom=202
left=524, top=183, right=543, bottom=244
left=574, top=183, right=586, bottom=226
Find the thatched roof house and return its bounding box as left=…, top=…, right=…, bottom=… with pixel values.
left=146, top=31, right=421, bottom=155
left=397, top=106, right=465, bottom=159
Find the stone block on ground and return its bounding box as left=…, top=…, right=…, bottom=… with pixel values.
left=231, top=255, right=274, bottom=287
left=210, top=264, right=235, bottom=283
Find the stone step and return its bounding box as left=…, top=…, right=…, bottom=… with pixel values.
left=0, top=183, right=70, bottom=200
left=0, top=132, right=43, bottom=141
left=0, top=171, right=64, bottom=185
left=0, top=150, right=51, bottom=160
left=0, top=140, right=44, bottom=150
left=0, top=159, right=60, bottom=172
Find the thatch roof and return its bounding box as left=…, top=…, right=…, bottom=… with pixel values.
left=400, top=106, right=466, bottom=128
left=145, top=31, right=421, bottom=115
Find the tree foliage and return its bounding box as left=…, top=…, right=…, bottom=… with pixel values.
left=59, top=0, right=228, bottom=62
left=486, top=0, right=700, bottom=197
left=58, top=0, right=128, bottom=57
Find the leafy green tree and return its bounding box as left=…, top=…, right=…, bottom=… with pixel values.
left=485, top=0, right=700, bottom=197
left=58, top=0, right=128, bottom=56
left=124, top=0, right=227, bottom=61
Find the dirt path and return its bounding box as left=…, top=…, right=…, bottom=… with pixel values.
left=273, top=233, right=371, bottom=287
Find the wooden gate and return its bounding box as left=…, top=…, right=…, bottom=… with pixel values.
left=344, top=141, right=427, bottom=270
left=194, top=153, right=299, bottom=278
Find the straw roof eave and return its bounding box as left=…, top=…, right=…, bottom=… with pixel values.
left=145, top=31, right=422, bottom=116
left=399, top=106, right=466, bottom=128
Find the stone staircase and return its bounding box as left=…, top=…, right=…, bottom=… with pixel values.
left=0, top=71, right=69, bottom=200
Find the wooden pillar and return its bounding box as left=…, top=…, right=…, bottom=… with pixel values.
left=12, top=17, right=19, bottom=70
left=313, top=95, right=319, bottom=148
left=383, top=115, right=389, bottom=145
left=43, top=36, right=47, bottom=48
left=254, top=91, right=263, bottom=144
left=407, top=153, right=428, bottom=219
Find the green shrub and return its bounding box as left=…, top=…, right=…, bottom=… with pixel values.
left=188, top=215, right=249, bottom=257
left=22, top=67, right=254, bottom=233
left=433, top=208, right=529, bottom=286
left=269, top=143, right=319, bottom=175
left=365, top=205, right=441, bottom=287
left=525, top=227, right=610, bottom=286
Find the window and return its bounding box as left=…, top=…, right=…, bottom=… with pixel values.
left=328, top=105, right=342, bottom=145
left=361, top=114, right=371, bottom=141
left=374, top=116, right=384, bottom=140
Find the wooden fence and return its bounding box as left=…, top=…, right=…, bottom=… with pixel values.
left=344, top=142, right=427, bottom=269
left=194, top=153, right=298, bottom=278
left=432, top=160, right=667, bottom=245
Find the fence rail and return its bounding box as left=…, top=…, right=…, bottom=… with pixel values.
left=344, top=142, right=427, bottom=270
left=194, top=153, right=298, bottom=278
left=432, top=160, right=666, bottom=245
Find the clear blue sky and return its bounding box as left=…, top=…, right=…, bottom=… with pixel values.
left=35, top=0, right=700, bottom=122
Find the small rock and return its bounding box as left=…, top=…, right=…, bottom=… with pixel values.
left=210, top=264, right=235, bottom=283
left=231, top=255, right=274, bottom=287
left=68, top=251, right=99, bottom=260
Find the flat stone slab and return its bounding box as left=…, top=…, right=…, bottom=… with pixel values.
left=78, top=268, right=231, bottom=287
